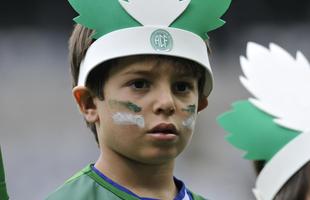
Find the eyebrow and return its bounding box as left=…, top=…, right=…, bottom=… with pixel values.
left=122, top=69, right=157, bottom=77
left=173, top=71, right=195, bottom=78
left=122, top=67, right=196, bottom=78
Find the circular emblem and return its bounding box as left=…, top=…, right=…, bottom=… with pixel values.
left=150, top=29, right=173, bottom=52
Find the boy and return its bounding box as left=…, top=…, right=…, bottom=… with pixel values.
left=47, top=0, right=231, bottom=199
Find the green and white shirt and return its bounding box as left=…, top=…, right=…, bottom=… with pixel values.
left=46, top=164, right=206, bottom=200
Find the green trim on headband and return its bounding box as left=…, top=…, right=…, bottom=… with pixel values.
left=68, top=0, right=231, bottom=39
left=217, top=100, right=299, bottom=161
left=0, top=148, right=9, bottom=200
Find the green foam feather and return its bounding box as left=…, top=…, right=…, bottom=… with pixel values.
left=217, top=100, right=299, bottom=161
left=68, top=0, right=141, bottom=39
left=172, top=0, right=231, bottom=39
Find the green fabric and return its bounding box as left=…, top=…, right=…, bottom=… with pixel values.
left=47, top=164, right=205, bottom=200
left=217, top=100, right=299, bottom=161
left=46, top=165, right=139, bottom=200
left=68, top=0, right=231, bottom=39
left=190, top=190, right=207, bottom=200
left=0, top=147, right=9, bottom=200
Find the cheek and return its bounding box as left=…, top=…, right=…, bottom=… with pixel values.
left=101, top=116, right=142, bottom=149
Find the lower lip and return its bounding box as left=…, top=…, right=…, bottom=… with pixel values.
left=147, top=133, right=178, bottom=141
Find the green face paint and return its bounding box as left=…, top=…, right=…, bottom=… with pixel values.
left=109, top=100, right=142, bottom=113
left=182, top=104, right=196, bottom=114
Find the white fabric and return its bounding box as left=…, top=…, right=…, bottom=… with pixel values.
left=78, top=26, right=212, bottom=96
left=253, top=132, right=310, bottom=200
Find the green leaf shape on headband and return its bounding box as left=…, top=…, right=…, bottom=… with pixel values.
left=217, top=100, right=299, bottom=161
left=68, top=0, right=231, bottom=40
left=68, top=0, right=141, bottom=39
left=171, top=0, right=231, bottom=39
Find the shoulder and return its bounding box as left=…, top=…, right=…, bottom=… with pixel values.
left=45, top=165, right=121, bottom=200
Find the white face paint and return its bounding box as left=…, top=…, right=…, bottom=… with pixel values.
left=112, top=112, right=145, bottom=128
left=182, top=114, right=196, bottom=130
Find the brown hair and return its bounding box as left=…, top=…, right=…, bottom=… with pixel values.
left=68, top=24, right=208, bottom=144
left=254, top=161, right=310, bottom=200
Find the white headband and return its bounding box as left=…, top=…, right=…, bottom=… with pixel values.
left=253, top=131, right=310, bottom=200
left=78, top=27, right=212, bottom=95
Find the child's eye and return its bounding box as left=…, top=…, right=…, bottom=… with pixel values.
left=173, top=82, right=193, bottom=93
left=129, top=79, right=150, bottom=90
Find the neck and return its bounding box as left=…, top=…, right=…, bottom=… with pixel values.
left=94, top=146, right=177, bottom=199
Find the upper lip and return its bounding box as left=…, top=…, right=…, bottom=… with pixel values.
left=147, top=123, right=178, bottom=135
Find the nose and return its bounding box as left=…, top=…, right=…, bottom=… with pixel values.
left=152, top=86, right=176, bottom=116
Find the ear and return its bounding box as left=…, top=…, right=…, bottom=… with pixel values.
left=72, top=86, right=99, bottom=123
left=197, top=96, right=208, bottom=112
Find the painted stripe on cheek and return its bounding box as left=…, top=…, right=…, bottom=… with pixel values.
left=109, top=100, right=142, bottom=113
left=182, top=115, right=196, bottom=130
left=112, top=112, right=145, bottom=128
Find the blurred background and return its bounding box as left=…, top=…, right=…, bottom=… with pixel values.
left=0, top=0, right=309, bottom=199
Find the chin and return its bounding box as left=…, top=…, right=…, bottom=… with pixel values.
left=137, top=156, right=176, bottom=165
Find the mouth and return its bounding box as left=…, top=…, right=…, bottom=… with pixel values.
left=147, top=123, right=178, bottom=135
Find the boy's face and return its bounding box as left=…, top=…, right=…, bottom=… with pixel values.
left=75, top=56, right=208, bottom=165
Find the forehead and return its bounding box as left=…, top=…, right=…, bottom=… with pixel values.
left=109, top=55, right=202, bottom=78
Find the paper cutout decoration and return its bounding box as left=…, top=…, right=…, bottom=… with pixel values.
left=218, top=42, right=310, bottom=161
left=68, top=0, right=231, bottom=39
left=172, top=0, right=230, bottom=39
left=217, top=42, right=310, bottom=200
left=0, top=147, right=9, bottom=200
left=240, top=42, right=310, bottom=132
left=253, top=131, right=310, bottom=200
left=68, top=0, right=140, bottom=39
left=218, top=100, right=299, bottom=161
left=119, top=0, right=191, bottom=27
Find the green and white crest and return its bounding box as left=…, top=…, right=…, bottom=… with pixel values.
left=150, top=29, right=173, bottom=52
